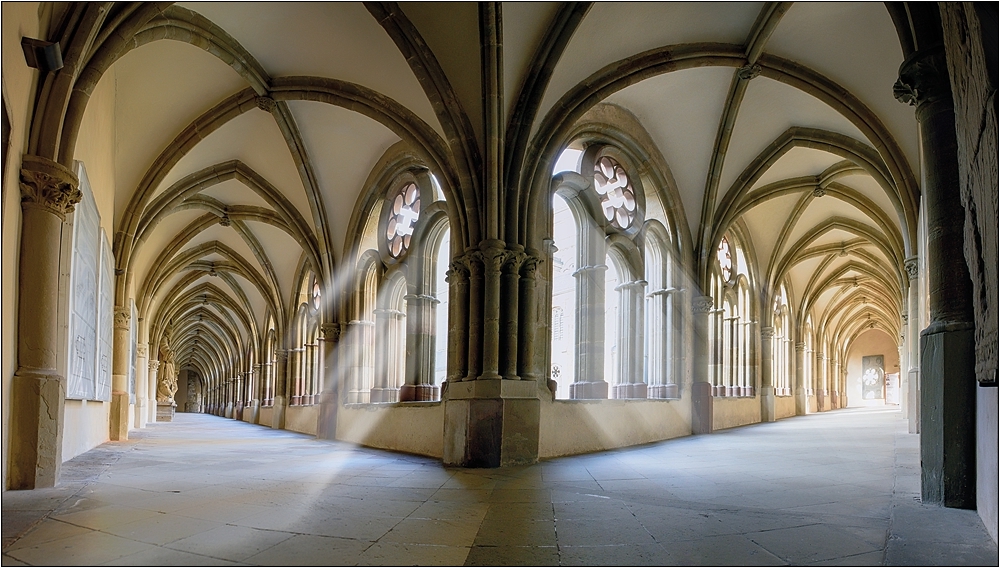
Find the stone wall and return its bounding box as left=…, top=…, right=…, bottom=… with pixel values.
left=712, top=397, right=761, bottom=431
left=939, top=2, right=998, bottom=542
left=337, top=403, right=445, bottom=458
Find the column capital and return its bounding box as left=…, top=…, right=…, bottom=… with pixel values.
left=136, top=344, right=148, bottom=358
left=692, top=295, right=714, bottom=313
left=795, top=342, right=806, bottom=351
left=320, top=322, right=343, bottom=342
left=894, top=45, right=951, bottom=111
left=615, top=280, right=647, bottom=292
left=519, top=255, right=542, bottom=279
left=114, top=306, right=130, bottom=330
left=760, top=326, right=775, bottom=338
left=19, top=155, right=81, bottom=219
left=149, top=359, right=160, bottom=372
left=904, top=256, right=919, bottom=280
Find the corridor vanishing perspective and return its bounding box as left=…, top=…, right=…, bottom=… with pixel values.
left=2, top=1, right=998, bottom=563
left=3, top=408, right=997, bottom=566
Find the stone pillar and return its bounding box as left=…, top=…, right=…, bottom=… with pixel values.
left=9, top=156, right=80, bottom=489
left=760, top=326, right=776, bottom=421
left=815, top=351, right=827, bottom=411
left=446, top=259, right=470, bottom=383
left=249, top=364, right=262, bottom=423
left=612, top=280, right=647, bottom=399
left=317, top=322, right=341, bottom=440
left=570, top=264, right=608, bottom=399
left=401, top=295, right=441, bottom=401
left=896, top=45, right=976, bottom=508
left=148, top=359, right=160, bottom=420
left=691, top=295, right=714, bottom=434
left=517, top=255, right=541, bottom=382
left=110, top=306, right=132, bottom=440
left=272, top=349, right=288, bottom=429
left=794, top=342, right=807, bottom=415
left=477, top=240, right=507, bottom=380
left=905, top=257, right=921, bottom=433
left=465, top=252, right=485, bottom=380
left=135, top=344, right=149, bottom=427
left=371, top=309, right=403, bottom=403
left=499, top=248, right=525, bottom=380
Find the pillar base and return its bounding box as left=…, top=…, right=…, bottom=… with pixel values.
left=442, top=379, right=539, bottom=467
left=569, top=381, right=608, bottom=400
left=761, top=386, right=776, bottom=422
left=612, top=383, right=647, bottom=399
left=795, top=387, right=808, bottom=416
left=271, top=395, right=286, bottom=429
left=370, top=387, right=400, bottom=403
left=156, top=402, right=176, bottom=422
left=692, top=381, right=713, bottom=434
left=648, top=384, right=679, bottom=399
left=316, top=391, right=338, bottom=440
left=920, top=324, right=976, bottom=509
left=816, top=389, right=827, bottom=411
left=9, top=369, right=65, bottom=489
left=110, top=391, right=130, bottom=441
left=908, top=368, right=921, bottom=433
left=400, top=384, right=440, bottom=402
left=135, top=398, right=148, bottom=429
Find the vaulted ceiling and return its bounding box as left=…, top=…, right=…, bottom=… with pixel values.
left=76, top=2, right=916, bottom=378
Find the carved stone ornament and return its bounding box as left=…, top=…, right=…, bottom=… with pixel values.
left=218, top=213, right=231, bottom=227
left=476, top=245, right=510, bottom=274
left=795, top=342, right=806, bottom=351
left=501, top=251, right=526, bottom=275
left=114, top=306, right=131, bottom=330
left=812, top=187, right=826, bottom=198
left=760, top=326, right=775, bottom=338
left=893, top=46, right=951, bottom=109
left=136, top=344, right=148, bottom=358
left=149, top=359, right=160, bottom=372
left=320, top=323, right=342, bottom=342
left=446, top=258, right=471, bottom=283
left=520, top=256, right=542, bottom=278
left=692, top=295, right=714, bottom=313
left=904, top=256, right=919, bottom=280
left=737, top=63, right=762, bottom=81
left=19, top=155, right=82, bottom=219
left=255, top=95, right=276, bottom=112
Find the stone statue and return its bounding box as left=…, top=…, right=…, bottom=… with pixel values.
left=157, top=346, right=178, bottom=403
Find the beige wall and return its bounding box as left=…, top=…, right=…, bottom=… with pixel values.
left=285, top=405, right=319, bottom=436
left=775, top=395, right=796, bottom=420
left=2, top=2, right=43, bottom=489
left=338, top=403, right=444, bottom=458
left=845, top=329, right=901, bottom=408
left=713, top=397, right=761, bottom=431
left=539, top=397, right=691, bottom=458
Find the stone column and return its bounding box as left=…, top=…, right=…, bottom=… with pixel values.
left=110, top=306, right=132, bottom=440
left=147, top=359, right=160, bottom=420
left=794, top=342, right=807, bottom=415
left=317, top=323, right=342, bottom=439
left=612, top=280, right=647, bottom=399
left=517, top=255, right=541, bottom=382
left=9, top=156, right=80, bottom=489
left=371, top=309, right=403, bottom=403
left=446, top=258, right=470, bottom=383
left=272, top=349, right=288, bottom=429
left=815, top=351, right=827, bottom=411
left=464, top=252, right=485, bottom=380
left=135, top=344, right=149, bottom=427
left=760, top=326, right=776, bottom=421
left=249, top=364, right=262, bottom=423
left=570, top=264, right=608, bottom=399
left=477, top=240, right=507, bottom=380
left=401, top=295, right=441, bottom=401
left=905, top=257, right=921, bottom=433
left=896, top=45, right=976, bottom=508
left=499, top=248, right=525, bottom=380
left=691, top=295, right=714, bottom=434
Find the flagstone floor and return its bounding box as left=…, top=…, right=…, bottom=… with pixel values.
left=3, top=407, right=996, bottom=566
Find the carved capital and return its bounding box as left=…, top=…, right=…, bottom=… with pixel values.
left=136, top=344, right=148, bottom=359
left=904, top=256, right=919, bottom=280
left=149, top=359, right=160, bottom=372
left=894, top=46, right=951, bottom=110
left=520, top=255, right=542, bottom=279
left=446, top=257, right=470, bottom=283
left=692, top=295, right=714, bottom=313
left=114, top=306, right=131, bottom=330
left=275, top=349, right=290, bottom=364
left=320, top=322, right=342, bottom=342
left=501, top=250, right=526, bottom=275
left=795, top=342, right=806, bottom=351
left=760, top=326, right=775, bottom=338
left=255, top=95, right=276, bottom=112
left=901, top=313, right=909, bottom=324
left=476, top=245, right=510, bottom=275
left=19, top=155, right=81, bottom=219
left=737, top=63, right=762, bottom=81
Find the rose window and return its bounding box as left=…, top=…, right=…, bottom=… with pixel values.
left=593, top=156, right=636, bottom=229
left=717, top=237, right=733, bottom=282
left=386, top=182, right=420, bottom=258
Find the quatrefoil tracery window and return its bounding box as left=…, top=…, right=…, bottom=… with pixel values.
left=385, top=182, right=421, bottom=258
left=593, top=156, right=637, bottom=230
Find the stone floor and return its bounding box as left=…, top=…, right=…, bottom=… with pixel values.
left=2, top=407, right=997, bottom=566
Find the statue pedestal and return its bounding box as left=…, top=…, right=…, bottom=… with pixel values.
left=156, top=402, right=176, bottom=422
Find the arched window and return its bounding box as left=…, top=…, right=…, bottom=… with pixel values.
left=347, top=172, right=449, bottom=404
left=711, top=234, right=755, bottom=397
left=290, top=271, right=321, bottom=406
left=262, top=326, right=276, bottom=407
left=645, top=224, right=679, bottom=399
left=550, top=144, right=656, bottom=400
left=773, top=286, right=791, bottom=397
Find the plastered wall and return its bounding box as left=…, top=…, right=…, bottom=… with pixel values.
left=285, top=405, right=319, bottom=436
left=713, top=397, right=761, bottom=431
left=845, top=329, right=901, bottom=408
left=775, top=396, right=796, bottom=419
left=337, top=403, right=444, bottom=458
left=539, top=397, right=691, bottom=458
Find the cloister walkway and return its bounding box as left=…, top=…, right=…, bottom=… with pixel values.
left=3, top=407, right=996, bottom=566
